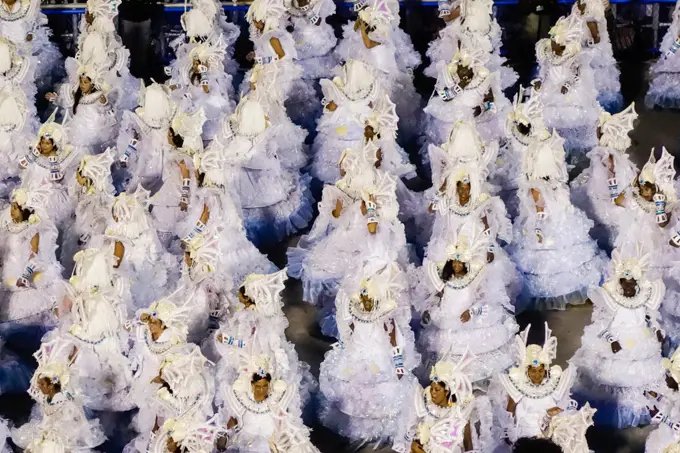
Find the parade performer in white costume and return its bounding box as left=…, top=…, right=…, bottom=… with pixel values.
left=318, top=260, right=419, bottom=443
left=509, top=130, right=605, bottom=311
left=572, top=240, right=666, bottom=428
left=571, top=103, right=638, bottom=250
left=496, top=323, right=596, bottom=452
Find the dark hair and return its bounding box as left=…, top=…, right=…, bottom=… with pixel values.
left=441, top=259, right=466, bottom=282
left=40, top=136, right=58, bottom=153
left=517, top=122, right=532, bottom=136
left=40, top=376, right=62, bottom=395
left=431, top=380, right=455, bottom=402
left=73, top=77, right=97, bottom=115
left=190, top=70, right=202, bottom=87
left=13, top=203, right=34, bottom=222
left=513, top=437, right=564, bottom=453
left=169, top=127, right=184, bottom=148
left=251, top=372, right=272, bottom=384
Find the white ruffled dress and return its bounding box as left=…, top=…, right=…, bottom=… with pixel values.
left=509, top=180, right=606, bottom=311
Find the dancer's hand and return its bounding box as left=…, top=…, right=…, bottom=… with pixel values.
left=611, top=340, right=622, bottom=353
left=45, top=92, right=57, bottom=102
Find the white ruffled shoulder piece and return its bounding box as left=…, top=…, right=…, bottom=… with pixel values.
left=597, top=102, right=637, bottom=152
left=241, top=269, right=288, bottom=318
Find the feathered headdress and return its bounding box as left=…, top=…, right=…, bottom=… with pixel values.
left=231, top=353, right=287, bottom=396
left=240, top=269, right=287, bottom=317
left=188, top=34, right=226, bottom=71
left=139, top=294, right=192, bottom=344
left=663, top=347, right=680, bottom=384
left=524, top=129, right=568, bottom=183
left=184, top=228, right=221, bottom=282
left=549, top=13, right=584, bottom=47
left=0, top=84, right=28, bottom=131
left=137, top=82, right=177, bottom=128
left=429, top=352, right=474, bottom=403
left=366, top=94, right=398, bottom=140
left=638, top=147, right=676, bottom=202
left=450, top=39, right=488, bottom=71
left=29, top=337, right=76, bottom=400
left=111, top=185, right=151, bottom=224
left=246, top=0, right=286, bottom=33
left=86, top=0, right=121, bottom=33
left=357, top=262, right=404, bottom=309
left=194, top=143, right=226, bottom=187
left=514, top=323, right=558, bottom=369
left=181, top=7, right=213, bottom=39
left=357, top=0, right=399, bottom=37
left=607, top=238, right=650, bottom=285
left=339, top=140, right=379, bottom=174
left=171, top=107, right=206, bottom=155
left=70, top=247, right=116, bottom=295
left=11, top=184, right=51, bottom=218
left=443, top=219, right=490, bottom=267
left=157, top=347, right=213, bottom=414
left=507, top=86, right=547, bottom=140
left=597, top=102, right=637, bottom=152
left=75, top=61, right=111, bottom=93
left=333, top=59, right=380, bottom=103
left=442, top=120, right=489, bottom=165
left=229, top=97, right=269, bottom=137
left=37, top=108, right=70, bottom=152
left=360, top=171, right=399, bottom=222
left=154, top=415, right=222, bottom=453
left=77, top=148, right=114, bottom=193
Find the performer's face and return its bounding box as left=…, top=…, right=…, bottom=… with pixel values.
left=516, top=121, right=532, bottom=137
left=10, top=202, right=23, bottom=223
left=359, top=293, right=374, bottom=312
left=456, top=181, right=471, bottom=206
left=166, top=436, right=182, bottom=453
left=639, top=181, right=656, bottom=201
left=38, top=376, right=58, bottom=397
left=619, top=277, right=638, bottom=298
left=452, top=260, right=467, bottom=278
left=79, top=75, right=94, bottom=94
left=251, top=378, right=270, bottom=402
left=550, top=40, right=565, bottom=56
left=527, top=364, right=547, bottom=385
left=39, top=136, right=55, bottom=154
left=430, top=381, right=449, bottom=407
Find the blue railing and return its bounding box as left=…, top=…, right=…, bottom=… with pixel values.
left=35, top=0, right=680, bottom=15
